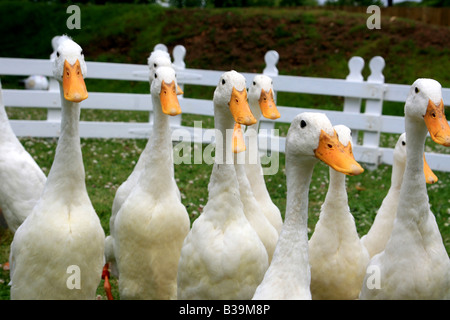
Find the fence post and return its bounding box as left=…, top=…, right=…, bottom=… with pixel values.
left=344, top=56, right=364, bottom=147
left=361, top=56, right=386, bottom=170
left=46, top=78, right=61, bottom=122
left=171, top=45, right=186, bottom=129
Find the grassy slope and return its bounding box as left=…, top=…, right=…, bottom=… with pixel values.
left=0, top=2, right=449, bottom=299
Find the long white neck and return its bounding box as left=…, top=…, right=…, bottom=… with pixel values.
left=390, top=155, right=406, bottom=191
left=268, top=154, right=316, bottom=282
left=137, top=94, right=174, bottom=194
left=244, top=116, right=274, bottom=204
left=320, top=168, right=348, bottom=217
left=43, top=86, right=87, bottom=200
left=0, top=89, right=17, bottom=140
left=214, top=103, right=235, bottom=166
left=396, top=116, right=429, bottom=222
left=205, top=103, right=242, bottom=224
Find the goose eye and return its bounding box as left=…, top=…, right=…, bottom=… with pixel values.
left=56, top=51, right=60, bottom=58
left=415, top=87, right=419, bottom=94
left=253, top=81, right=256, bottom=86
left=402, top=141, right=406, bottom=146
left=154, top=63, right=157, bottom=68
left=300, top=120, right=307, bottom=128
left=222, top=79, right=226, bottom=85
left=154, top=73, right=158, bottom=78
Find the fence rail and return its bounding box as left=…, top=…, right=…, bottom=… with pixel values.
left=1, top=44, right=449, bottom=172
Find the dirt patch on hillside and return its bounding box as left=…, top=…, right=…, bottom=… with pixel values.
left=154, top=9, right=450, bottom=76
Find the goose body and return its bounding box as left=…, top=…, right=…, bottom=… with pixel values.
left=105, top=50, right=181, bottom=277
left=308, top=125, right=370, bottom=300
left=0, top=82, right=46, bottom=233
left=177, top=71, right=268, bottom=300
left=360, top=133, right=437, bottom=258
left=9, top=39, right=105, bottom=299
left=235, top=74, right=281, bottom=263
left=253, top=113, right=364, bottom=300
left=359, top=78, right=450, bottom=300
left=22, top=75, right=49, bottom=90
left=245, top=75, right=283, bottom=234
left=113, top=66, right=189, bottom=300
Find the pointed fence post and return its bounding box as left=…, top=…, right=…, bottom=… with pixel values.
left=344, top=56, right=364, bottom=147
left=170, top=45, right=186, bottom=129
left=361, top=56, right=386, bottom=170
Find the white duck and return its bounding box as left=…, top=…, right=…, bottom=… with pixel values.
left=9, top=38, right=105, bottom=299
left=0, top=81, right=46, bottom=234
left=245, top=74, right=283, bottom=234
left=360, top=132, right=438, bottom=258
left=252, top=113, right=364, bottom=300
left=359, top=78, right=450, bottom=300
left=112, top=66, right=190, bottom=300
left=308, top=124, right=370, bottom=300
left=177, top=70, right=269, bottom=300
left=104, top=50, right=182, bottom=279
left=21, top=75, right=49, bottom=90
left=234, top=160, right=278, bottom=264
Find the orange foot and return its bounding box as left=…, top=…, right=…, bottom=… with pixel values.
left=102, top=263, right=113, bottom=300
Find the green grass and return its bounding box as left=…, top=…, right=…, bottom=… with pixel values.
left=0, top=2, right=449, bottom=300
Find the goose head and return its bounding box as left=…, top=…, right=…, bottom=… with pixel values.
left=151, top=66, right=182, bottom=116
left=405, top=78, right=450, bottom=146
left=148, top=50, right=183, bottom=95
left=248, top=75, right=280, bottom=121
left=286, top=113, right=364, bottom=176
left=394, top=133, right=438, bottom=184
left=52, top=38, right=88, bottom=103
left=214, top=71, right=257, bottom=153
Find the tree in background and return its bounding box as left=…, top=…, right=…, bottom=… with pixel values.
left=421, top=0, right=450, bottom=6
left=324, top=0, right=384, bottom=6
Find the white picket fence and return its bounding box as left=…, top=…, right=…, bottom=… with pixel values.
left=1, top=43, right=449, bottom=172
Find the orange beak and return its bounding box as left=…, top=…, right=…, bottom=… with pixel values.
left=314, top=130, right=364, bottom=176
left=423, top=154, right=438, bottom=184
left=62, top=59, right=88, bottom=102
left=160, top=80, right=182, bottom=116
left=228, top=87, right=256, bottom=154
left=423, top=99, right=450, bottom=147
left=176, top=84, right=184, bottom=95
left=229, top=87, right=257, bottom=126
left=259, top=89, right=280, bottom=120
left=232, top=123, right=247, bottom=153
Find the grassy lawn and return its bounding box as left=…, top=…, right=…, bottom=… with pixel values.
left=0, top=2, right=449, bottom=300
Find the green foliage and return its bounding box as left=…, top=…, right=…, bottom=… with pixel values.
left=324, top=0, right=383, bottom=6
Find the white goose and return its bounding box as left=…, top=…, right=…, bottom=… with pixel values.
left=104, top=49, right=181, bottom=279
left=177, top=70, right=269, bottom=300
left=360, top=132, right=438, bottom=258
left=308, top=124, right=370, bottom=300
left=252, top=113, right=364, bottom=300
left=359, top=78, right=450, bottom=300
left=112, top=66, right=190, bottom=300
left=245, top=74, right=283, bottom=234
left=0, top=81, right=46, bottom=234
left=9, top=38, right=105, bottom=299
